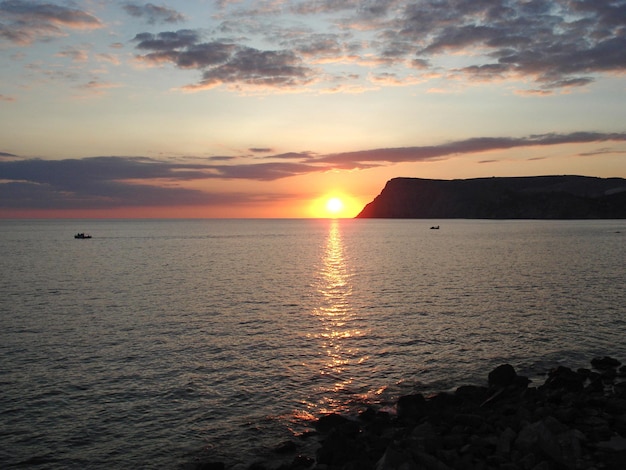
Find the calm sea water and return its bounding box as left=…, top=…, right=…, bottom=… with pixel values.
left=1, top=219, right=625, bottom=468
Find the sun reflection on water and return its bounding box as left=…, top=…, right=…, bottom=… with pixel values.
left=303, top=220, right=371, bottom=416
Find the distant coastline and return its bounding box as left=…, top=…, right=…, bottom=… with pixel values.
left=356, top=175, right=626, bottom=219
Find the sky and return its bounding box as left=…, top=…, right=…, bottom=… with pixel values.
left=1, top=0, right=625, bottom=218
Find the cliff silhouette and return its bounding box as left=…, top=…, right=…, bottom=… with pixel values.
left=356, top=176, right=626, bottom=219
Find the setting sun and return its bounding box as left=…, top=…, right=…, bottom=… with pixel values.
left=309, top=193, right=364, bottom=218
left=326, top=197, right=344, bottom=214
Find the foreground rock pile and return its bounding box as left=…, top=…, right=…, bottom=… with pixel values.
left=199, top=357, right=626, bottom=470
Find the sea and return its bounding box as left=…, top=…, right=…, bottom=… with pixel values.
left=1, top=218, right=625, bottom=469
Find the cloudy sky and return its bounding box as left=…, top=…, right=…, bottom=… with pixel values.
left=1, top=0, right=625, bottom=217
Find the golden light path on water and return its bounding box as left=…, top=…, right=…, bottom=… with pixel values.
left=302, top=220, right=373, bottom=417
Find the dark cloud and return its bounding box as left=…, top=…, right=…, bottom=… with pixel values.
left=0, top=151, right=18, bottom=161
left=578, top=147, right=626, bottom=157
left=127, top=1, right=625, bottom=92
left=133, top=30, right=316, bottom=89
left=296, top=35, right=342, bottom=56
left=206, top=156, right=235, bottom=161
left=0, top=0, right=102, bottom=45
left=0, top=156, right=328, bottom=209
left=123, top=3, right=185, bottom=24
left=389, top=0, right=626, bottom=90
left=249, top=148, right=273, bottom=153
left=264, top=152, right=313, bottom=160
left=0, top=156, right=284, bottom=210
left=2, top=131, right=625, bottom=210
left=197, top=47, right=314, bottom=89
left=133, top=29, right=200, bottom=51
left=317, top=132, right=626, bottom=165
left=132, top=31, right=242, bottom=70
left=291, top=0, right=360, bottom=15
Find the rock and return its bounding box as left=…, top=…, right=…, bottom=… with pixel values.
left=542, top=366, right=584, bottom=393
left=289, top=455, right=314, bottom=469
left=596, top=435, right=626, bottom=452
left=412, top=451, right=454, bottom=470
left=315, top=413, right=351, bottom=433
left=316, top=428, right=370, bottom=467
left=488, top=364, right=518, bottom=388
left=530, top=461, right=551, bottom=470
left=614, top=381, right=626, bottom=398
left=555, top=429, right=584, bottom=468
left=223, top=357, right=626, bottom=470
left=376, top=443, right=417, bottom=470
left=592, top=356, right=621, bottom=370
left=496, top=427, right=517, bottom=456
left=453, top=413, right=484, bottom=427
left=397, top=393, right=426, bottom=421
left=454, top=385, right=488, bottom=404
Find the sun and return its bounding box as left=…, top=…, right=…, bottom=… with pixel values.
left=309, top=192, right=362, bottom=218
left=326, top=197, right=344, bottom=214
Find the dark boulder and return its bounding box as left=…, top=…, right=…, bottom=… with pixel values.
left=542, top=366, right=585, bottom=393
left=592, top=356, right=621, bottom=370
left=314, top=413, right=351, bottom=434
left=396, top=393, right=426, bottom=421
left=488, top=364, right=518, bottom=388
left=315, top=429, right=371, bottom=468
left=454, top=384, right=489, bottom=405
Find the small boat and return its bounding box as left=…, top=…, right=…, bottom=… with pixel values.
left=430, top=225, right=440, bottom=230
left=74, top=233, right=92, bottom=239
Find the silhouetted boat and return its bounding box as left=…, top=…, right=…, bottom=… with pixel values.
left=74, top=233, right=92, bottom=239
left=430, top=225, right=440, bottom=230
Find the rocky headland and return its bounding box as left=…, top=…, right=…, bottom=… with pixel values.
left=356, top=176, right=626, bottom=219
left=197, top=357, right=626, bottom=470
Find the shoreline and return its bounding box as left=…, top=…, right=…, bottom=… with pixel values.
left=196, top=356, right=626, bottom=470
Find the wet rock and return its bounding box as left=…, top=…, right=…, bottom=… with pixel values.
left=596, top=435, right=626, bottom=452
left=496, top=427, right=517, bottom=456
left=396, top=393, right=426, bottom=421
left=225, top=357, right=626, bottom=470
left=541, top=366, right=584, bottom=393
left=412, top=450, right=454, bottom=470
left=488, top=364, right=518, bottom=388
left=314, top=413, right=352, bottom=434
left=614, top=381, right=626, bottom=398
left=316, top=427, right=372, bottom=468
left=288, top=455, right=314, bottom=470
left=376, top=443, right=417, bottom=470
left=592, top=356, right=621, bottom=370
left=452, top=413, right=484, bottom=428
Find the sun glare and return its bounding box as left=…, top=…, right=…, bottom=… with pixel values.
left=309, top=192, right=363, bottom=218
left=326, top=197, right=344, bottom=214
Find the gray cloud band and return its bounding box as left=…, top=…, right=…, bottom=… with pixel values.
left=1, top=131, right=625, bottom=210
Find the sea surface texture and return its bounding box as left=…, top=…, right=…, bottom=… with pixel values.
left=1, top=219, right=625, bottom=468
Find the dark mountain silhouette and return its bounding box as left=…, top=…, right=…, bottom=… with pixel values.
left=356, top=176, right=626, bottom=219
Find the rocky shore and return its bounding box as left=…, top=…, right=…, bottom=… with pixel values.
left=197, top=357, right=626, bottom=470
